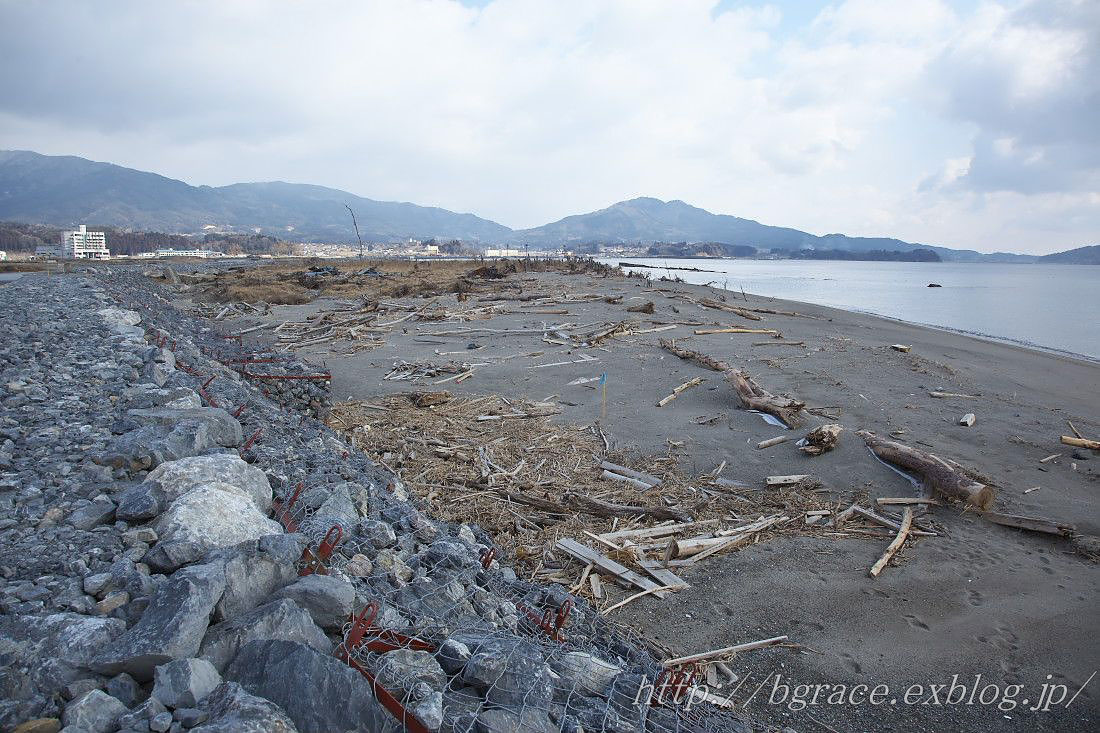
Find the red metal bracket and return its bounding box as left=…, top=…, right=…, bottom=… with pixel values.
left=238, top=428, right=263, bottom=456
left=299, top=524, right=343, bottom=576
left=271, top=482, right=304, bottom=532
left=335, top=602, right=435, bottom=733
left=651, top=664, right=700, bottom=706
left=197, top=375, right=220, bottom=408
left=516, top=597, right=572, bottom=642
left=479, top=547, right=496, bottom=570
left=231, top=403, right=247, bottom=418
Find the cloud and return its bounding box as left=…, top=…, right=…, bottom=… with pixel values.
left=0, top=0, right=1094, bottom=253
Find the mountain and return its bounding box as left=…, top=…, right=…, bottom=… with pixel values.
left=1038, top=244, right=1100, bottom=264
left=0, top=150, right=510, bottom=242
left=515, top=197, right=1036, bottom=262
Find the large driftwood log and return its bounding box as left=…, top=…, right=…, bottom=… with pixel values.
left=659, top=340, right=806, bottom=427
left=857, top=430, right=994, bottom=509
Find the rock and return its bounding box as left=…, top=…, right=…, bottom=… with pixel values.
left=116, top=484, right=164, bottom=523
left=199, top=599, right=329, bottom=673
left=69, top=498, right=117, bottom=530
left=476, top=707, right=556, bottom=733
left=173, top=707, right=208, bottom=728
left=62, top=690, right=128, bottom=733
left=152, top=659, right=222, bottom=708
left=144, top=455, right=272, bottom=513
left=63, top=678, right=103, bottom=701
left=959, top=413, right=976, bottom=427
left=300, top=482, right=358, bottom=536
left=154, top=484, right=282, bottom=558
left=437, top=638, right=472, bottom=675
left=123, top=527, right=159, bottom=546
left=1073, top=449, right=1091, bottom=461
left=223, top=640, right=388, bottom=733
left=150, top=711, right=174, bottom=732
left=92, top=561, right=226, bottom=681
left=375, top=549, right=413, bottom=584
left=117, top=698, right=168, bottom=730
left=189, top=682, right=297, bottom=733
left=344, top=554, right=372, bottom=577
left=143, top=540, right=209, bottom=574
left=354, top=518, right=396, bottom=549
left=376, top=649, right=447, bottom=692
left=211, top=540, right=300, bottom=623
left=270, top=574, right=354, bottom=630
left=547, top=652, right=622, bottom=698
left=461, top=637, right=553, bottom=709
left=106, top=672, right=145, bottom=708
left=83, top=573, right=114, bottom=597
left=96, top=591, right=130, bottom=615
left=126, top=408, right=243, bottom=449
left=11, top=719, right=61, bottom=733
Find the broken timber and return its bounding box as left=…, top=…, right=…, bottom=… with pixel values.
left=554, top=538, right=672, bottom=597
left=1061, top=435, right=1100, bottom=451
left=981, top=511, right=1075, bottom=537
left=869, top=507, right=913, bottom=578
left=659, top=339, right=806, bottom=427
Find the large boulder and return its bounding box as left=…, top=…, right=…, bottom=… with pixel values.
left=223, top=640, right=392, bottom=733
left=144, top=455, right=272, bottom=512
left=269, top=574, right=355, bottom=631
left=199, top=599, right=330, bottom=672
left=62, top=689, right=128, bottom=733
left=127, top=407, right=243, bottom=448
left=155, top=484, right=282, bottom=558
left=460, top=637, right=554, bottom=709
left=211, top=536, right=304, bottom=623
left=191, top=682, right=297, bottom=733
left=152, top=658, right=222, bottom=708
left=91, top=561, right=225, bottom=681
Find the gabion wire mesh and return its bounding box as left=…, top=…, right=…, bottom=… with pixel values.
left=107, top=266, right=750, bottom=733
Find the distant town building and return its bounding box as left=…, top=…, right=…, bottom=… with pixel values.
left=0, top=250, right=6, bottom=261
left=35, top=225, right=109, bottom=260
left=485, top=248, right=523, bottom=257
left=137, top=248, right=223, bottom=258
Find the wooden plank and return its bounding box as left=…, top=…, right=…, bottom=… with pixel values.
left=765, top=474, right=808, bottom=487
left=599, top=519, right=719, bottom=542
left=600, top=461, right=662, bottom=487
left=636, top=555, right=690, bottom=590
left=662, top=635, right=789, bottom=667
left=554, top=538, right=670, bottom=597
left=981, top=511, right=1075, bottom=536
left=876, top=497, right=940, bottom=506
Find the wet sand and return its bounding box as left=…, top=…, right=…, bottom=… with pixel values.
left=231, top=269, right=1099, bottom=731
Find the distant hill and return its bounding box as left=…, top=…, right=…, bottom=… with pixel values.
left=516, top=197, right=1036, bottom=262
left=0, top=150, right=1090, bottom=262
left=1038, top=244, right=1100, bottom=264
left=0, top=150, right=510, bottom=242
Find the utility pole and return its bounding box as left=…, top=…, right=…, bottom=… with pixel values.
left=345, top=204, right=364, bottom=259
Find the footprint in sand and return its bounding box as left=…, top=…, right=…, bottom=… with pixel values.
left=904, top=614, right=931, bottom=631
left=839, top=653, right=862, bottom=674
left=965, top=588, right=984, bottom=607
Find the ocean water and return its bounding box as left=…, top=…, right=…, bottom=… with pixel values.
left=600, top=258, right=1100, bottom=360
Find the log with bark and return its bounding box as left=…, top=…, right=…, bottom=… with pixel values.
left=857, top=430, right=994, bottom=509
left=1061, top=435, right=1100, bottom=451
left=658, top=340, right=805, bottom=427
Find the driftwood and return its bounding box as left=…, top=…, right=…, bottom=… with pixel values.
left=1061, top=435, right=1100, bottom=451
left=662, top=635, right=789, bottom=667
left=599, top=461, right=662, bottom=487
left=869, top=507, right=912, bottom=577
left=626, top=301, right=655, bottom=314
left=857, top=430, right=994, bottom=509
left=659, top=339, right=805, bottom=427
left=567, top=493, right=691, bottom=523
left=981, top=511, right=1075, bottom=537
left=657, top=376, right=705, bottom=407
left=801, top=424, right=842, bottom=456
left=698, top=298, right=763, bottom=321
left=757, top=435, right=791, bottom=450
left=554, top=538, right=671, bottom=597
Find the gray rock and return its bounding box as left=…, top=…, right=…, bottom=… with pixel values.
left=354, top=518, right=396, bottom=549
left=126, top=408, right=243, bottom=449
left=116, top=485, right=164, bottom=523
left=173, top=707, right=208, bottom=728
left=152, top=659, right=221, bottom=708
left=189, top=682, right=297, bottom=733
left=211, top=541, right=300, bottom=623
left=461, top=638, right=553, bottom=709
left=476, top=707, right=556, bottom=733
left=92, top=561, right=226, bottom=681
left=199, top=599, right=329, bottom=673
left=269, top=574, right=354, bottom=630
left=62, top=690, right=128, bottom=733
left=144, top=455, right=272, bottom=513
left=437, top=638, right=472, bottom=675
left=143, top=540, right=209, bottom=574
left=154, top=484, right=281, bottom=557
left=63, top=678, right=104, bottom=701
left=547, top=651, right=622, bottom=698
left=151, top=711, right=174, bottom=732
left=69, top=498, right=117, bottom=530
left=223, top=640, right=389, bottom=733
left=83, top=573, right=114, bottom=597
left=117, top=697, right=168, bottom=730
left=106, top=672, right=145, bottom=708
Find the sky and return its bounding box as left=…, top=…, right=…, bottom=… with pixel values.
left=0, top=0, right=1096, bottom=254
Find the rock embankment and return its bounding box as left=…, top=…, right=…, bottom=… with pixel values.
left=0, top=269, right=747, bottom=733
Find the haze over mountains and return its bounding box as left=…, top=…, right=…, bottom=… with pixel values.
left=1, top=150, right=1094, bottom=262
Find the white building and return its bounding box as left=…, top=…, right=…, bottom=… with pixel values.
left=138, top=248, right=223, bottom=258
left=485, top=248, right=524, bottom=257
left=58, top=225, right=110, bottom=259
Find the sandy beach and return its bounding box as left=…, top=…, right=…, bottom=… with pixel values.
left=206, top=260, right=1100, bottom=732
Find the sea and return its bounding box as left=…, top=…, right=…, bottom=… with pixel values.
left=599, top=258, right=1100, bottom=361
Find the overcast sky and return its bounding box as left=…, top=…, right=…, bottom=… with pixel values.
left=1, top=0, right=1096, bottom=254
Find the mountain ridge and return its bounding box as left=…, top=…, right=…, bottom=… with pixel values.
left=0, top=150, right=1087, bottom=262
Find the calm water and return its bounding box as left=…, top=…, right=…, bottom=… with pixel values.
left=600, top=258, right=1100, bottom=360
